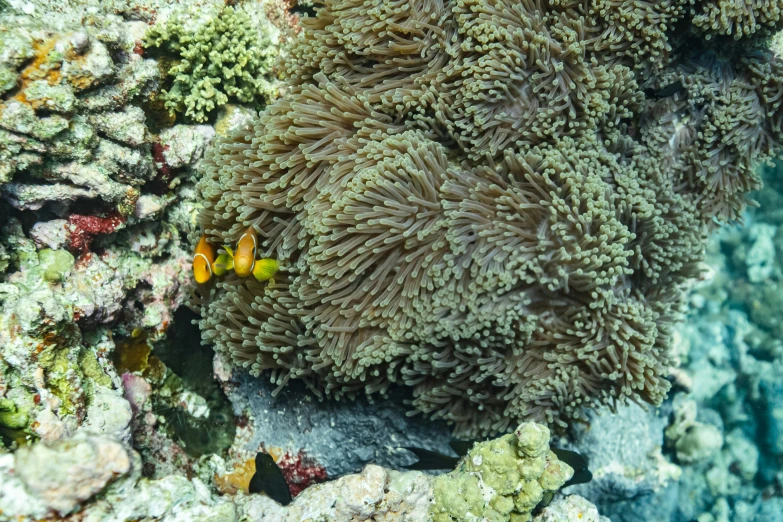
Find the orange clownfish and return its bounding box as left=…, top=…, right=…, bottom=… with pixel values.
left=192, top=235, right=216, bottom=284
left=234, top=226, right=258, bottom=278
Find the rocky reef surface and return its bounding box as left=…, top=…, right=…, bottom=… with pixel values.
left=562, top=161, right=783, bottom=521
left=0, top=0, right=782, bottom=520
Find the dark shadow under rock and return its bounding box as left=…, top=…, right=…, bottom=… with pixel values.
left=221, top=370, right=455, bottom=477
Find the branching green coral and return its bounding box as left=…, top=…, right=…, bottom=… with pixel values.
left=145, top=4, right=277, bottom=123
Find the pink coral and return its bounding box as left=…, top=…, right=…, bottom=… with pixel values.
left=121, top=373, right=151, bottom=417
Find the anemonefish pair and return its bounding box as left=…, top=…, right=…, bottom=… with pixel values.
left=192, top=227, right=279, bottom=284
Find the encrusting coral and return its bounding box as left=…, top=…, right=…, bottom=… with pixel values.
left=195, top=0, right=783, bottom=435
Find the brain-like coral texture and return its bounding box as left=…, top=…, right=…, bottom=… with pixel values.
left=196, top=0, right=783, bottom=435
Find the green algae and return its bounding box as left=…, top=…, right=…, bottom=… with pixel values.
left=112, top=334, right=152, bottom=375
left=0, top=362, right=36, bottom=448
left=38, top=249, right=75, bottom=283
left=78, top=346, right=112, bottom=389
left=38, top=340, right=81, bottom=418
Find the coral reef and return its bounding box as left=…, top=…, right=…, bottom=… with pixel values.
left=571, top=159, right=783, bottom=522
left=1, top=0, right=782, bottom=520
left=0, top=16, right=158, bottom=215
left=144, top=2, right=279, bottom=123
left=0, top=0, right=289, bottom=507
left=0, top=419, right=592, bottom=521
left=196, top=0, right=783, bottom=435
left=236, top=422, right=577, bottom=522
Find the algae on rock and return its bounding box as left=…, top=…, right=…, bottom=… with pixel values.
left=0, top=16, right=159, bottom=215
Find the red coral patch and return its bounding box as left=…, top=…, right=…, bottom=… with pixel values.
left=276, top=451, right=328, bottom=497
left=67, top=212, right=125, bottom=253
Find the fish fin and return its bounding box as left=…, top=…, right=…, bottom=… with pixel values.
left=448, top=440, right=475, bottom=457
left=402, top=447, right=460, bottom=470
left=563, top=469, right=593, bottom=488
left=252, top=258, right=279, bottom=282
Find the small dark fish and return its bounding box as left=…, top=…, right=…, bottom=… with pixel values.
left=552, top=448, right=592, bottom=488
left=448, top=439, right=475, bottom=457
left=402, top=447, right=460, bottom=470
left=644, top=80, right=684, bottom=100
left=248, top=453, right=292, bottom=506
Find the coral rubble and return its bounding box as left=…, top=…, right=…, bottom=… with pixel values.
left=0, top=419, right=592, bottom=521
left=196, top=0, right=783, bottom=435
left=236, top=422, right=578, bottom=522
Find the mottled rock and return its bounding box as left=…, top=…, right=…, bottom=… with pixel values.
left=536, top=495, right=610, bottom=522
left=29, top=218, right=68, bottom=249
left=239, top=464, right=432, bottom=522
left=569, top=403, right=680, bottom=504
left=86, top=475, right=237, bottom=522
left=159, top=124, right=215, bottom=169
left=15, top=435, right=131, bottom=514
left=134, top=194, right=166, bottom=219
left=675, top=423, right=723, bottom=464
left=0, top=99, right=37, bottom=134
left=63, top=253, right=126, bottom=324
left=80, top=58, right=159, bottom=113
left=63, top=39, right=115, bottom=91
left=745, top=223, right=777, bottom=283
left=81, top=386, right=133, bottom=442
left=24, top=81, right=77, bottom=113
left=0, top=453, right=49, bottom=520
left=89, top=106, right=147, bottom=146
